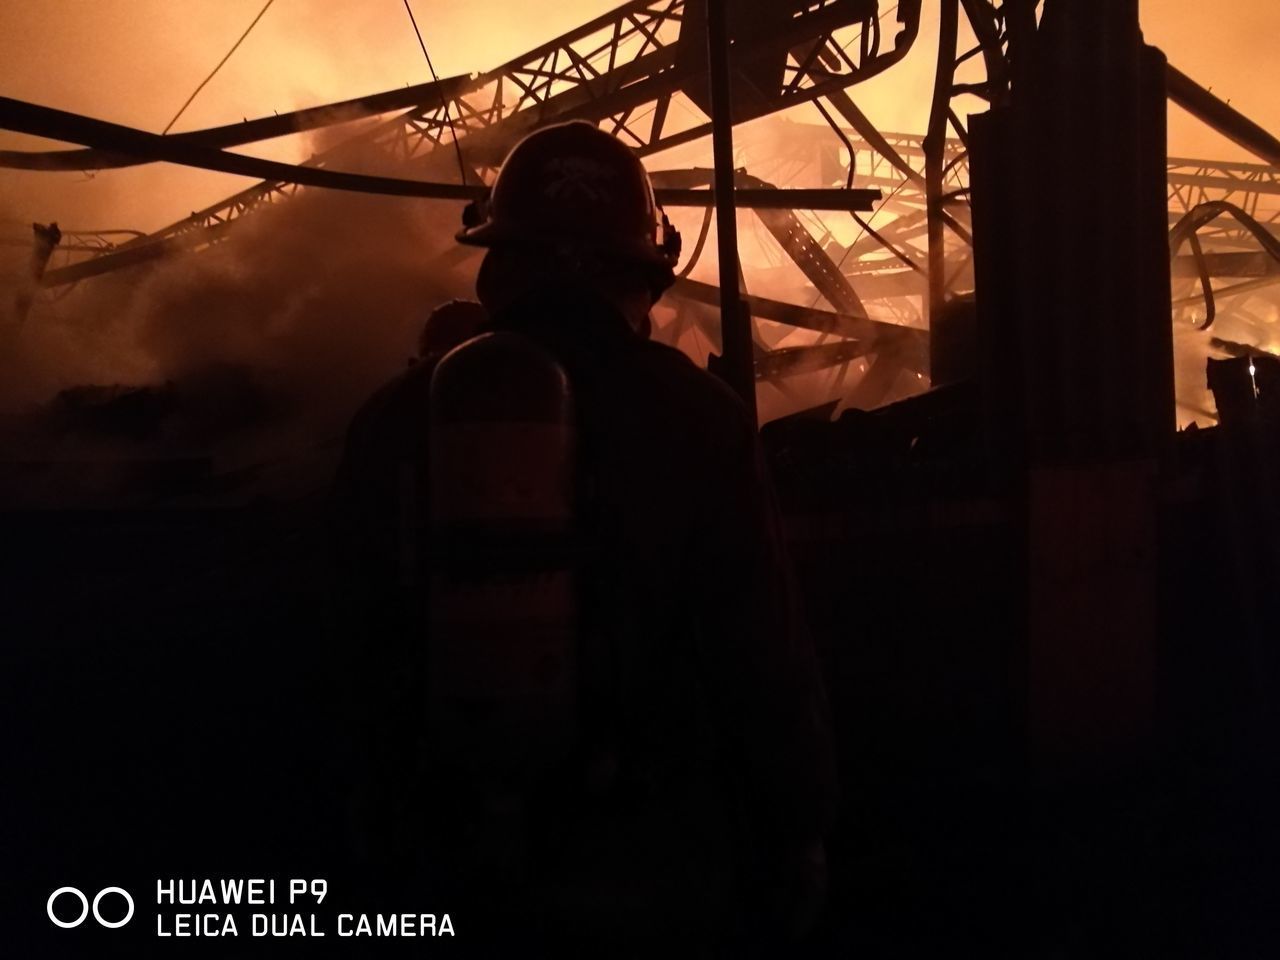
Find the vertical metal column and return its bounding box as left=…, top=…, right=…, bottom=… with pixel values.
left=925, top=0, right=960, bottom=345
left=705, top=0, right=757, bottom=422
left=970, top=0, right=1173, bottom=771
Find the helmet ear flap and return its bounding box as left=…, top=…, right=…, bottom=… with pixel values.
left=658, top=211, right=682, bottom=264
left=646, top=211, right=680, bottom=304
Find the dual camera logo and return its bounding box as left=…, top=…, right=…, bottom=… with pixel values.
left=47, top=886, right=135, bottom=929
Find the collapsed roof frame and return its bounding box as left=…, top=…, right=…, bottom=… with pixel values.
left=4, top=0, right=1279, bottom=404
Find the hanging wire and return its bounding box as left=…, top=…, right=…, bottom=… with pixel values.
left=162, top=0, right=277, bottom=135
left=401, top=0, right=468, bottom=185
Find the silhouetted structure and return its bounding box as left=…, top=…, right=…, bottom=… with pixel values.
left=6, top=3, right=1280, bottom=957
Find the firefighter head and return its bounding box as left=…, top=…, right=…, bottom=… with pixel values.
left=457, top=121, right=681, bottom=334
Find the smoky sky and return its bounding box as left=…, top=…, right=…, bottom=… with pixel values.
left=0, top=1, right=1276, bottom=234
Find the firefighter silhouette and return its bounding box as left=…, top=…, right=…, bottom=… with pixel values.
left=337, top=121, right=836, bottom=954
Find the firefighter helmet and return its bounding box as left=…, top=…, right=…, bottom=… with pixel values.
left=457, top=121, right=681, bottom=288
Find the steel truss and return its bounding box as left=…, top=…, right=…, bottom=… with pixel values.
left=31, top=0, right=935, bottom=411
left=14, top=0, right=1280, bottom=412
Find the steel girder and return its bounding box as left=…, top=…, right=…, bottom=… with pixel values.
left=83, top=0, right=920, bottom=263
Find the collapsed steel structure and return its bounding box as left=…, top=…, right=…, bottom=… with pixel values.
left=3, top=0, right=1279, bottom=415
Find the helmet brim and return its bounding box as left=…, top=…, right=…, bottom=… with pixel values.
left=456, top=221, right=676, bottom=268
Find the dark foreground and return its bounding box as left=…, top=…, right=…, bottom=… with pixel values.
left=2, top=407, right=1278, bottom=958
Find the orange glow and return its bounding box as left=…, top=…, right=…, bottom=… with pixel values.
left=1, top=2, right=1278, bottom=426
left=2, top=2, right=1276, bottom=230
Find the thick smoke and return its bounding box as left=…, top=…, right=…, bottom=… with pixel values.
left=0, top=149, right=479, bottom=466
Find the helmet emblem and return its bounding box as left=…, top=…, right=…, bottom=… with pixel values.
left=541, top=156, right=619, bottom=203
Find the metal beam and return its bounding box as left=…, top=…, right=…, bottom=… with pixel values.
left=1166, top=63, right=1280, bottom=167
left=0, top=96, right=482, bottom=200
left=672, top=277, right=926, bottom=350
left=0, top=75, right=471, bottom=171
left=705, top=0, right=755, bottom=416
